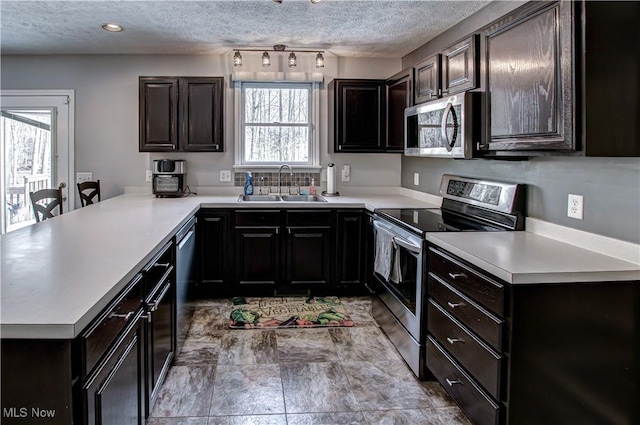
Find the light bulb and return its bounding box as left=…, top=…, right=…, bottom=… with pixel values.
left=262, top=51, right=271, bottom=67
left=233, top=51, right=242, bottom=67
left=288, top=52, right=297, bottom=68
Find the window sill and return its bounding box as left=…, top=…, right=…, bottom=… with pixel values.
left=232, top=164, right=322, bottom=173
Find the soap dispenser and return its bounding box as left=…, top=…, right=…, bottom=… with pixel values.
left=244, top=172, right=254, bottom=195
left=309, top=178, right=316, bottom=195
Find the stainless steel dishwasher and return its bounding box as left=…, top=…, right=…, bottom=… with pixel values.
left=175, top=216, right=196, bottom=354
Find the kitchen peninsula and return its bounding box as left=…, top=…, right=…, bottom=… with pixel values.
left=1, top=190, right=639, bottom=425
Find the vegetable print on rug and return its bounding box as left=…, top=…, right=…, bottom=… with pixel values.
left=229, top=296, right=354, bottom=329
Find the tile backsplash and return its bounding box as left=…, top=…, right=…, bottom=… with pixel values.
left=234, top=172, right=321, bottom=189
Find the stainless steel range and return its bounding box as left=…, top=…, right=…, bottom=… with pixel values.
left=371, top=174, right=525, bottom=378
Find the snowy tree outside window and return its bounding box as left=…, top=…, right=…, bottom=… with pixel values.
left=241, top=82, right=312, bottom=164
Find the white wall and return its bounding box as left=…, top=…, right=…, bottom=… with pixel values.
left=1, top=54, right=403, bottom=202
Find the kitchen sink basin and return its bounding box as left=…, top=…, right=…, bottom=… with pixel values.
left=281, top=195, right=327, bottom=202
left=237, top=195, right=282, bottom=202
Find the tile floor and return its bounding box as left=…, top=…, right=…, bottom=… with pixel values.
left=147, top=296, right=473, bottom=425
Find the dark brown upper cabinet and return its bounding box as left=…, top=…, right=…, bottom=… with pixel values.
left=385, top=69, right=413, bottom=152
left=414, top=54, right=441, bottom=104
left=479, top=1, right=574, bottom=154
left=139, top=76, right=224, bottom=152
left=329, top=79, right=387, bottom=153
left=413, top=35, right=478, bottom=105
left=442, top=35, right=479, bottom=96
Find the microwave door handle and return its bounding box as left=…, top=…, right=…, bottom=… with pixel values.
left=440, top=101, right=459, bottom=152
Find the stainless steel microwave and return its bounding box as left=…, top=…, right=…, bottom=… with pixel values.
left=404, top=92, right=482, bottom=159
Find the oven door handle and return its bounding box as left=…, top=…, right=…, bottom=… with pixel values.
left=392, top=235, right=422, bottom=254
left=373, top=221, right=422, bottom=254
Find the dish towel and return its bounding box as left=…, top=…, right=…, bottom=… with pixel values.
left=374, top=226, right=394, bottom=281
left=390, top=240, right=402, bottom=284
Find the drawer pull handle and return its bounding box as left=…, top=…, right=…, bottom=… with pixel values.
left=446, top=337, right=465, bottom=345
left=448, top=272, right=466, bottom=279
left=447, top=301, right=466, bottom=309
left=154, top=262, right=171, bottom=268
left=446, top=378, right=462, bottom=387
left=109, top=311, right=134, bottom=321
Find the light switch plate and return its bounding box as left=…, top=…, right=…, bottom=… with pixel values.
left=145, top=170, right=152, bottom=182
left=414, top=172, right=420, bottom=186
left=220, top=170, right=231, bottom=182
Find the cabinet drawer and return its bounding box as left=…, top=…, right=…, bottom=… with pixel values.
left=428, top=300, right=502, bottom=399
left=427, top=336, right=499, bottom=425
left=429, top=274, right=503, bottom=351
left=235, top=210, right=280, bottom=226
left=429, top=247, right=504, bottom=316
left=286, top=210, right=331, bottom=227
left=143, top=241, right=174, bottom=291
left=81, top=274, right=144, bottom=376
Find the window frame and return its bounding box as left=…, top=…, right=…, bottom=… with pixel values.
left=234, top=81, right=320, bottom=170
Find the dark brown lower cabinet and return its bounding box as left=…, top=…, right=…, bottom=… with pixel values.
left=235, top=226, right=281, bottom=286
left=286, top=227, right=331, bottom=287
left=426, top=245, right=640, bottom=425
left=198, top=210, right=231, bottom=288
left=83, top=313, right=145, bottom=425
left=335, top=210, right=364, bottom=287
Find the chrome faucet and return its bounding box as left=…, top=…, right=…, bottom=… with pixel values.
left=278, top=164, right=293, bottom=195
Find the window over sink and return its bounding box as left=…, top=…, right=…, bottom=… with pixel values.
left=234, top=81, right=320, bottom=169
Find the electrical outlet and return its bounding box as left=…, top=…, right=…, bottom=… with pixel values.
left=414, top=172, right=420, bottom=186
left=220, top=170, right=231, bottom=182
left=145, top=170, right=152, bottom=182
left=567, top=194, right=584, bottom=219
left=76, top=172, right=92, bottom=184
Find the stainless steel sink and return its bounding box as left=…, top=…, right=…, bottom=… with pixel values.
left=237, top=195, right=282, bottom=202
left=281, top=195, right=327, bottom=202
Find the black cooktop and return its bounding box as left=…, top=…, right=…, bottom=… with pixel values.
left=375, top=208, right=506, bottom=236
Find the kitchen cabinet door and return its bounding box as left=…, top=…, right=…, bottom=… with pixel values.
left=235, top=227, right=280, bottom=286
left=442, top=35, right=478, bottom=96
left=83, top=315, right=145, bottom=425
left=286, top=227, right=331, bottom=286
left=199, top=210, right=231, bottom=288
left=480, top=1, right=574, bottom=153
left=335, top=210, right=364, bottom=288
left=180, top=77, right=224, bottom=152
left=329, top=79, right=386, bottom=153
left=139, top=78, right=179, bottom=152
left=386, top=69, right=412, bottom=152
left=414, top=54, right=441, bottom=104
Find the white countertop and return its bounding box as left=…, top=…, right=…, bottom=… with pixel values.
left=1, top=189, right=638, bottom=339
left=427, top=232, right=640, bottom=284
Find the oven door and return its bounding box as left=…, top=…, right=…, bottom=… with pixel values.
left=372, top=218, right=425, bottom=342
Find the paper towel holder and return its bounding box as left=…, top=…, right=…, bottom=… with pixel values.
left=322, top=163, right=340, bottom=196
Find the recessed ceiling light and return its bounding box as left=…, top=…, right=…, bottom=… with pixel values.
left=102, top=23, right=123, bottom=32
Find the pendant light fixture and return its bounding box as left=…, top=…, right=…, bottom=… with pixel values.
left=288, top=52, right=297, bottom=67
left=233, top=50, right=243, bottom=67
left=261, top=51, right=271, bottom=67
left=233, top=45, right=325, bottom=69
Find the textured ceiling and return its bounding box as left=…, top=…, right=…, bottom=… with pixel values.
left=0, top=0, right=491, bottom=57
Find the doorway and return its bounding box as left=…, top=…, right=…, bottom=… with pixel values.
left=0, top=90, right=74, bottom=234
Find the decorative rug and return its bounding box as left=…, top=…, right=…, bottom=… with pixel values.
left=229, top=296, right=354, bottom=329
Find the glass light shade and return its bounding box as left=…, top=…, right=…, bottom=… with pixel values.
left=315, top=52, right=325, bottom=68
left=233, top=51, right=242, bottom=67
left=288, top=52, right=297, bottom=67
left=262, top=51, right=271, bottom=67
